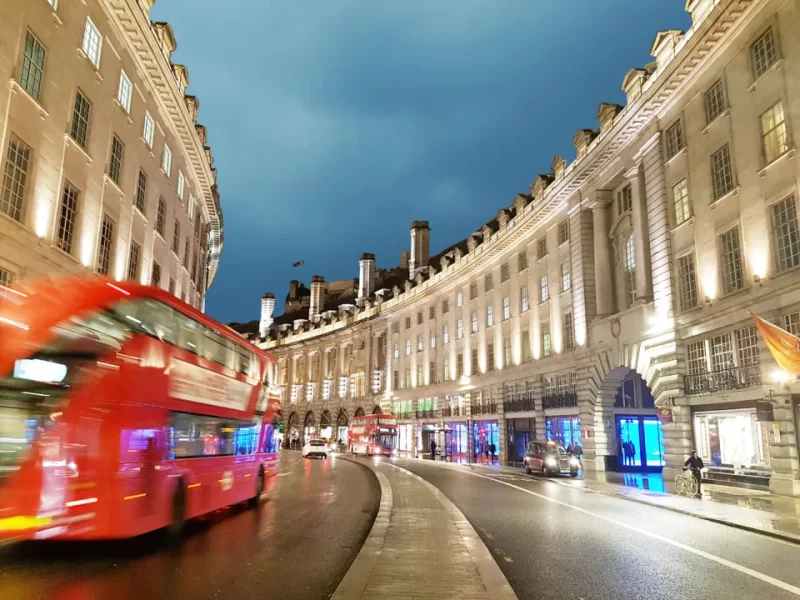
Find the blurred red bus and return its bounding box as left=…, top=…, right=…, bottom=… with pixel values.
left=0, top=276, right=281, bottom=542
left=348, top=414, right=398, bottom=456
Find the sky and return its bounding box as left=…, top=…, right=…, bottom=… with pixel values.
left=152, top=1, right=691, bottom=325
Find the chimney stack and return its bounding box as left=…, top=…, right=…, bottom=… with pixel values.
left=358, top=253, right=376, bottom=301
left=409, top=221, right=430, bottom=278
left=309, top=275, right=327, bottom=320
left=399, top=250, right=410, bottom=270
left=259, top=293, right=275, bottom=337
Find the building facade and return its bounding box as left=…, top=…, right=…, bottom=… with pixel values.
left=235, top=0, right=800, bottom=496
left=0, top=0, right=222, bottom=308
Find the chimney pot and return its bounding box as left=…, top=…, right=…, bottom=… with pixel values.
left=359, top=253, right=377, bottom=300
left=409, top=221, right=431, bottom=278
left=309, top=276, right=327, bottom=320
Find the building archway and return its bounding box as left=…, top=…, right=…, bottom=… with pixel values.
left=336, top=409, right=349, bottom=449
left=372, top=405, right=382, bottom=415
left=320, top=410, right=332, bottom=441
left=354, top=407, right=365, bottom=418
left=286, top=411, right=299, bottom=449
left=303, top=411, right=316, bottom=441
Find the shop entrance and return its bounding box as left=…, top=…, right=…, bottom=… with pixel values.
left=336, top=409, right=348, bottom=450
left=616, top=415, right=665, bottom=470
left=507, top=417, right=535, bottom=464
left=473, top=421, right=499, bottom=463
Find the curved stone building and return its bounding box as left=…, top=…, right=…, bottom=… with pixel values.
left=0, top=0, right=222, bottom=309
left=234, top=0, right=800, bottom=495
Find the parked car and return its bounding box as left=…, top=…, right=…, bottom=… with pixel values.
left=524, top=441, right=580, bottom=477
left=303, top=439, right=329, bottom=459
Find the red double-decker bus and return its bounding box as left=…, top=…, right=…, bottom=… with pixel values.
left=348, top=414, right=398, bottom=457
left=0, top=276, right=281, bottom=542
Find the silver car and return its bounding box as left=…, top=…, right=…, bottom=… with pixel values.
left=524, top=441, right=580, bottom=477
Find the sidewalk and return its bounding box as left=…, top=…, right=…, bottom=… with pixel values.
left=332, top=457, right=517, bottom=600
left=433, top=458, right=800, bottom=543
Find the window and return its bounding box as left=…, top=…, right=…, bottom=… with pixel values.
left=500, top=263, right=509, bottom=283
left=751, top=28, right=778, bottom=80
left=162, top=145, right=172, bottom=176
left=188, top=194, right=195, bottom=219
left=484, top=274, right=493, bottom=292
left=143, top=111, right=155, bottom=147
left=558, top=220, right=569, bottom=245
left=521, top=330, right=531, bottom=363
left=771, top=196, right=800, bottom=273
left=177, top=171, right=185, bottom=200
left=127, top=241, right=141, bottom=280
left=470, top=282, right=477, bottom=300
left=617, top=185, right=633, bottom=215
left=151, top=261, right=161, bottom=287
left=443, top=357, right=450, bottom=381
left=539, top=275, right=549, bottom=303
left=56, top=182, right=79, bottom=254
left=156, top=197, right=166, bottom=236
left=503, top=337, right=512, bottom=368
left=678, top=254, right=698, bottom=310
left=673, top=179, right=691, bottom=226
left=761, top=101, right=788, bottom=164
left=487, top=343, right=495, bottom=372
left=405, top=316, right=411, bottom=329
left=486, top=305, right=494, bottom=328
left=392, top=322, right=399, bottom=334
left=442, top=299, right=449, bottom=314
left=393, top=343, right=399, bottom=359
left=471, top=312, right=478, bottom=334
left=172, top=221, right=181, bottom=253
left=429, top=362, right=436, bottom=384
left=704, top=79, right=725, bottom=124
left=785, top=313, right=800, bottom=336
left=471, top=349, right=479, bottom=375
left=502, top=296, right=510, bottom=321
left=429, top=306, right=436, bottom=320
left=560, top=262, right=571, bottom=293
left=736, top=326, right=759, bottom=366
left=430, top=333, right=436, bottom=349
left=96, top=214, right=115, bottom=275
left=82, top=18, right=102, bottom=68
left=520, top=286, right=529, bottom=313
left=711, top=145, right=734, bottom=200
left=0, top=268, right=12, bottom=286
left=1, top=135, right=32, bottom=221
left=70, top=91, right=91, bottom=148
left=403, top=368, right=411, bottom=389
left=183, top=238, right=189, bottom=268
left=169, top=278, right=175, bottom=295
left=518, top=251, right=528, bottom=272
left=405, top=340, right=411, bottom=356
left=417, top=311, right=423, bottom=325
left=710, top=334, right=734, bottom=372
left=135, top=170, right=147, bottom=213
left=19, top=31, right=46, bottom=101
left=563, top=312, right=575, bottom=351
left=720, top=227, right=744, bottom=294
left=417, top=335, right=423, bottom=352
left=537, top=238, right=547, bottom=260
left=624, top=234, right=636, bottom=305
left=541, top=323, right=551, bottom=357
left=443, top=325, right=449, bottom=345
left=457, top=291, right=463, bottom=306
left=686, top=341, right=708, bottom=375
left=665, top=120, right=684, bottom=159
left=457, top=319, right=464, bottom=339
left=456, top=354, right=464, bottom=378
left=117, top=70, right=132, bottom=112
left=108, top=135, right=124, bottom=184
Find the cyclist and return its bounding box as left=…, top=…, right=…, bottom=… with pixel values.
left=684, top=450, right=704, bottom=498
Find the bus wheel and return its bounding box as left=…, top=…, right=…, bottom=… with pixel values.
left=167, top=483, right=187, bottom=542
left=249, top=468, right=264, bottom=508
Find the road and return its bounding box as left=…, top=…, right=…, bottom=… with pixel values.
left=396, top=459, right=800, bottom=600
left=1, top=452, right=379, bottom=600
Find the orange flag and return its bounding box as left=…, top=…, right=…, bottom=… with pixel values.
left=750, top=312, right=800, bottom=375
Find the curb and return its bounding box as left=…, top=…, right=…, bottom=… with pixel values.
left=330, top=460, right=392, bottom=600
left=384, top=461, right=518, bottom=600
left=413, top=458, right=800, bottom=546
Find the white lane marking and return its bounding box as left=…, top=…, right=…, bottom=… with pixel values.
left=445, top=467, right=800, bottom=596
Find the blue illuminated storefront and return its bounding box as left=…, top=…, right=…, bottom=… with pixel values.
left=545, top=416, right=581, bottom=449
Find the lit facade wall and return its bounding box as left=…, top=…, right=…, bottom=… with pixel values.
left=256, top=0, right=800, bottom=495
left=0, top=0, right=221, bottom=309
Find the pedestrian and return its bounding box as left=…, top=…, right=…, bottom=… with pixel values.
left=684, top=450, right=704, bottom=498
left=430, top=438, right=437, bottom=461
left=489, top=442, right=496, bottom=461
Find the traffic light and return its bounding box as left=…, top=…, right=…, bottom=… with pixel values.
left=279, top=422, right=285, bottom=433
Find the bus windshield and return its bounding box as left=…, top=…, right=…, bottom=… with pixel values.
left=0, top=311, right=130, bottom=484
left=378, top=434, right=397, bottom=450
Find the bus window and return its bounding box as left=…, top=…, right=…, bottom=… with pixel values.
left=201, top=328, right=233, bottom=369
left=175, top=314, right=202, bottom=355
left=169, top=412, right=260, bottom=458
left=111, top=299, right=177, bottom=345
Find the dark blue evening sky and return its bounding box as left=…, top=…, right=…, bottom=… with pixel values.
left=152, top=1, right=690, bottom=324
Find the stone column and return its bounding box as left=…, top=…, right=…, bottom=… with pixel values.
left=626, top=165, right=652, bottom=301
left=591, top=191, right=615, bottom=316
left=580, top=375, right=616, bottom=472
left=568, top=206, right=596, bottom=347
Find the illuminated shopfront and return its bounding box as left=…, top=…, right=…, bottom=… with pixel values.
left=546, top=416, right=581, bottom=448
left=473, top=421, right=499, bottom=461
left=398, top=424, right=414, bottom=454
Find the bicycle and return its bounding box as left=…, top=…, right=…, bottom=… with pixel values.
left=675, top=467, right=699, bottom=497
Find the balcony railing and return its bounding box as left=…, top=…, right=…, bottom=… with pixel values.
left=441, top=406, right=463, bottom=417
left=470, top=403, right=498, bottom=416
left=684, top=364, right=761, bottom=396
left=503, top=396, right=536, bottom=412
left=541, top=391, right=578, bottom=410
left=416, top=409, right=436, bottom=419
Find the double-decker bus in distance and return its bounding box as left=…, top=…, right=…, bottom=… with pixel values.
left=0, top=276, right=281, bottom=542
left=348, top=414, right=398, bottom=457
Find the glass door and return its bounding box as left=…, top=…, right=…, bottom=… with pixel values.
left=642, top=417, right=665, bottom=467
left=617, top=416, right=642, bottom=468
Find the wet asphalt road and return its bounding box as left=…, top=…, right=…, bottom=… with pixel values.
left=1, top=452, right=379, bottom=600
left=397, top=459, right=800, bottom=600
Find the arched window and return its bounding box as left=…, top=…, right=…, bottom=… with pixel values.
left=624, top=233, right=636, bottom=306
